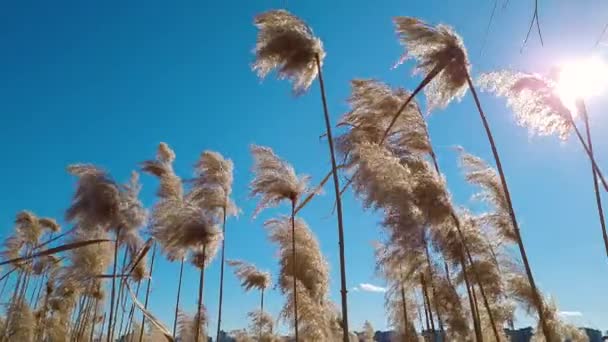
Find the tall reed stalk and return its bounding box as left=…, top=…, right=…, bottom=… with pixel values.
left=290, top=200, right=299, bottom=342
left=173, top=258, right=185, bottom=338
left=106, top=232, right=121, bottom=342
left=465, top=74, right=551, bottom=339
left=139, top=243, right=157, bottom=342
left=216, top=208, right=228, bottom=342
left=314, top=54, right=350, bottom=341
left=577, top=100, right=608, bottom=259
left=399, top=283, right=410, bottom=341
left=252, top=11, right=350, bottom=338
left=195, top=245, right=207, bottom=342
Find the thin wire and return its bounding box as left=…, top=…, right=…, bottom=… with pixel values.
left=521, top=0, right=544, bottom=52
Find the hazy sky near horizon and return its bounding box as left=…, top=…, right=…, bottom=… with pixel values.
left=1, top=0, right=608, bottom=336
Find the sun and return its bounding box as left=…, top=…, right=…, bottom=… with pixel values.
left=555, top=56, right=608, bottom=113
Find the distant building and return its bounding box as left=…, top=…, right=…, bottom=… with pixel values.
left=420, top=330, right=445, bottom=342
left=373, top=330, right=396, bottom=342
left=581, top=327, right=603, bottom=342
left=217, top=331, right=235, bottom=342
left=504, top=327, right=533, bottom=342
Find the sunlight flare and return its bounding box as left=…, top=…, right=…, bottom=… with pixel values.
left=555, top=56, right=608, bottom=112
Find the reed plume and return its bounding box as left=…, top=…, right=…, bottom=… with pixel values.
left=177, top=307, right=208, bottom=342
left=458, top=150, right=516, bottom=244
left=191, top=150, right=236, bottom=342
left=340, top=77, right=502, bottom=338
left=478, top=71, right=571, bottom=139
left=530, top=300, right=588, bottom=342
left=227, top=259, right=271, bottom=320
left=66, top=164, right=121, bottom=231
left=265, top=216, right=338, bottom=341
left=393, top=16, right=551, bottom=339
left=247, top=310, right=278, bottom=342
left=143, top=142, right=222, bottom=342
left=252, top=10, right=351, bottom=337
left=250, top=145, right=309, bottom=216
left=266, top=217, right=329, bottom=306
left=250, top=144, right=309, bottom=341
left=142, top=142, right=188, bottom=339
left=141, top=142, right=183, bottom=200
left=459, top=148, right=554, bottom=340
left=479, top=70, right=608, bottom=259
left=361, top=321, right=375, bottom=342
left=5, top=298, right=34, bottom=342
left=337, top=79, right=430, bottom=156
left=253, top=9, right=325, bottom=94
left=66, top=163, right=145, bottom=342
left=231, top=329, right=254, bottom=342
left=394, top=17, right=469, bottom=110
left=227, top=259, right=271, bottom=293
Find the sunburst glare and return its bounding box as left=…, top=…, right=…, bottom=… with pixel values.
left=555, top=56, right=608, bottom=112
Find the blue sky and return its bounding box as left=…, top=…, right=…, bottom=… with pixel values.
left=1, top=0, right=607, bottom=336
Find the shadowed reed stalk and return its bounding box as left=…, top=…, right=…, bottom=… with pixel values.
left=419, top=273, right=435, bottom=335
left=252, top=10, right=349, bottom=340
left=376, top=244, right=418, bottom=340
left=290, top=201, right=298, bottom=342
left=422, top=240, right=444, bottom=334
left=138, top=243, right=157, bottom=342
left=111, top=249, right=128, bottom=339
left=215, top=208, right=227, bottom=342
left=577, top=100, right=608, bottom=258
left=314, top=53, right=350, bottom=342
left=107, top=231, right=120, bottom=342
left=173, top=258, right=184, bottom=338
left=194, top=245, right=206, bottom=342
left=400, top=283, right=410, bottom=340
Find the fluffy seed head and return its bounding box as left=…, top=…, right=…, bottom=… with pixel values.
left=478, top=71, right=572, bottom=139
left=67, top=164, right=144, bottom=234
left=250, top=145, right=309, bottom=217
left=265, top=216, right=329, bottom=299
left=141, top=142, right=183, bottom=200
left=6, top=298, right=34, bottom=342
left=190, top=151, right=238, bottom=219
left=39, top=217, right=61, bottom=233
left=151, top=198, right=222, bottom=266
left=177, top=306, right=208, bottom=342
left=394, top=17, right=470, bottom=109
left=248, top=310, right=278, bottom=342
left=227, top=259, right=272, bottom=292
left=64, top=228, right=113, bottom=283
left=190, top=233, right=223, bottom=269
left=117, top=171, right=147, bottom=233
left=338, top=79, right=430, bottom=159
left=66, top=164, right=121, bottom=231
left=458, top=148, right=516, bottom=243
left=15, top=211, right=43, bottom=244
left=253, top=9, right=325, bottom=94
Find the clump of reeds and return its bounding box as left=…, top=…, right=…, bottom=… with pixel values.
left=252, top=10, right=351, bottom=338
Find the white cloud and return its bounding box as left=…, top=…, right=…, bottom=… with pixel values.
left=356, top=283, right=386, bottom=293
left=559, top=311, right=583, bottom=317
